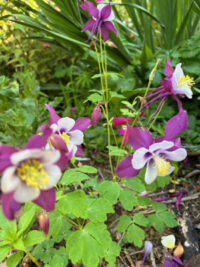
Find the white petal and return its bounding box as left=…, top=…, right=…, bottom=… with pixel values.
left=97, top=4, right=106, bottom=12
left=173, top=63, right=184, bottom=81
left=11, top=149, right=43, bottom=165
left=40, top=150, right=60, bottom=165
left=162, top=148, right=187, bottom=162
left=145, top=160, right=157, bottom=184
left=161, top=235, right=176, bottom=249
left=173, top=87, right=193, bottom=99
left=1, top=166, right=20, bottom=193
left=149, top=141, right=174, bottom=153
left=69, top=130, right=83, bottom=146
left=57, top=117, right=75, bottom=132
left=132, top=147, right=150, bottom=170
left=13, top=183, right=40, bottom=202
left=44, top=164, right=62, bottom=189
left=50, top=123, right=59, bottom=132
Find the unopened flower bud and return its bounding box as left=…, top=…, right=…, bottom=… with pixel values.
left=91, top=105, right=101, bottom=126
left=39, top=210, right=49, bottom=237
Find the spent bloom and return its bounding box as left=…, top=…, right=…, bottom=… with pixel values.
left=161, top=235, right=176, bottom=249
left=45, top=104, right=90, bottom=156
left=81, top=1, right=117, bottom=42
left=142, top=59, right=194, bottom=117
left=163, top=256, right=184, bottom=267
left=141, top=241, right=153, bottom=267
left=91, top=104, right=101, bottom=126
left=116, top=109, right=188, bottom=184
left=0, top=126, right=64, bottom=220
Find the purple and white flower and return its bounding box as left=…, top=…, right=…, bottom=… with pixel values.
left=115, top=110, right=188, bottom=184
left=81, top=1, right=118, bottom=42
left=141, top=241, right=153, bottom=267
left=0, top=126, right=64, bottom=220
left=45, top=104, right=90, bottom=156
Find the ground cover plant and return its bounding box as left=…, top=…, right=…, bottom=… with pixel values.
left=0, top=1, right=200, bottom=267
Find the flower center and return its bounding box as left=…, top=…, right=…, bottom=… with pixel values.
left=154, top=156, right=170, bottom=176
left=178, top=75, right=194, bottom=89
left=17, top=159, right=49, bottom=190
left=59, top=132, right=70, bottom=147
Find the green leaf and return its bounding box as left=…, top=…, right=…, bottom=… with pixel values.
left=49, top=254, right=65, bottom=267
left=152, top=202, right=167, bottom=213
left=78, top=165, right=98, bottom=174
left=98, top=181, right=120, bottom=205
left=125, top=224, right=145, bottom=247
left=57, top=190, right=88, bottom=218
left=117, top=215, right=132, bottom=232
left=85, top=93, right=103, bottom=103
left=17, top=203, right=36, bottom=237
left=137, top=196, right=151, bottom=206
left=13, top=239, right=25, bottom=251
left=148, top=214, right=164, bottom=233
left=158, top=211, right=178, bottom=228
left=6, top=251, right=24, bottom=267
left=0, top=245, right=12, bottom=262
left=122, top=177, right=146, bottom=193
left=104, top=241, right=120, bottom=266
left=23, top=230, right=46, bottom=247
left=119, top=188, right=138, bottom=211
left=87, top=197, right=114, bottom=222
left=48, top=212, right=63, bottom=239
left=0, top=208, right=17, bottom=236
left=107, top=145, right=126, bottom=157
left=133, top=214, right=149, bottom=227
left=60, top=170, right=90, bottom=186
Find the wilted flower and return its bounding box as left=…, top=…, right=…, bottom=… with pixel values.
left=161, top=235, right=176, bottom=249
left=91, top=104, right=101, bottom=126
left=81, top=1, right=117, bottom=42
left=115, top=110, right=188, bottom=183
left=0, top=126, right=63, bottom=220
left=39, top=210, right=50, bottom=237
left=141, top=241, right=153, bottom=267
left=142, top=59, right=194, bottom=118
left=45, top=104, right=90, bottom=156
left=163, top=256, right=184, bottom=267
left=170, top=191, right=187, bottom=211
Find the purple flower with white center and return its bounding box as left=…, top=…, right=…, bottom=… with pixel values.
left=141, top=241, right=153, bottom=267
left=115, top=110, right=188, bottom=184
left=81, top=1, right=118, bottom=42
left=142, top=59, right=194, bottom=117
left=0, top=126, right=63, bottom=220
left=45, top=104, right=90, bottom=156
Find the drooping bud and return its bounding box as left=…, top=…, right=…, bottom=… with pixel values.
left=91, top=104, right=101, bottom=126
left=39, top=210, right=49, bottom=237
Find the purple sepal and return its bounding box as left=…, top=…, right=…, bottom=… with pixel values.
left=50, top=134, right=68, bottom=152
left=71, top=117, right=91, bottom=132
left=164, top=256, right=184, bottom=267
left=56, top=150, right=73, bottom=170
left=82, top=18, right=96, bottom=32
left=25, top=125, right=52, bottom=149
left=165, top=58, right=174, bottom=78
left=0, top=145, right=18, bottom=172
left=101, top=4, right=112, bottom=20
left=115, top=155, right=140, bottom=178
left=76, top=145, right=84, bottom=156
left=34, top=188, right=56, bottom=212
left=127, top=126, right=153, bottom=150
left=84, top=1, right=99, bottom=18
left=171, top=256, right=184, bottom=266
left=45, top=104, right=60, bottom=125
left=165, top=108, right=188, bottom=142
left=1, top=193, right=20, bottom=220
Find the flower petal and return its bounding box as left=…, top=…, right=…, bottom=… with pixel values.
left=25, top=125, right=52, bottom=149
left=11, top=149, right=42, bottom=165
left=102, top=21, right=117, bottom=35
left=44, top=164, right=62, bottom=189
left=82, top=18, right=96, bottom=32
left=132, top=147, right=150, bottom=170
left=57, top=117, right=75, bottom=132
left=0, top=145, right=18, bottom=172
left=13, top=183, right=40, bottom=203
left=56, top=150, right=73, bottom=170
left=69, top=130, right=84, bottom=146
left=115, top=155, right=140, bottom=178
left=1, top=166, right=20, bottom=193
left=33, top=188, right=56, bottom=212
left=76, top=145, right=84, bottom=156
left=45, top=104, right=60, bottom=125
left=162, top=148, right=187, bottom=162
left=99, top=4, right=112, bottom=20
left=1, top=193, right=20, bottom=220
left=84, top=1, right=99, bottom=18
left=149, top=140, right=174, bottom=153
left=145, top=159, right=157, bottom=184
left=165, top=58, right=174, bottom=78
left=161, top=235, right=176, bottom=249
left=71, top=117, right=91, bottom=132
left=127, top=126, right=154, bottom=150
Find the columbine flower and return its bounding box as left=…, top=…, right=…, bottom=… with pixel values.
left=141, top=241, right=153, bottom=267
left=0, top=126, right=63, bottom=220
left=39, top=210, right=50, bottom=237
left=45, top=104, right=90, bottom=156
left=115, top=110, right=187, bottom=184
left=142, top=59, right=194, bottom=117
left=91, top=104, right=101, bottom=126
left=161, top=235, right=176, bottom=249
left=81, top=1, right=118, bottom=42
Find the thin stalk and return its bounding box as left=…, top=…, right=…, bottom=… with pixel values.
left=25, top=249, right=40, bottom=267
left=56, top=210, right=80, bottom=228
left=148, top=100, right=165, bottom=131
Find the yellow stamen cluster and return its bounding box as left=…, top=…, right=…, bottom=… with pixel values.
left=60, top=132, right=70, bottom=147
left=17, top=159, right=49, bottom=190
left=154, top=156, right=170, bottom=176
left=178, top=75, right=194, bottom=89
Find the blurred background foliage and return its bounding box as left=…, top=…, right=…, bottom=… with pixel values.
left=0, top=0, right=199, bottom=151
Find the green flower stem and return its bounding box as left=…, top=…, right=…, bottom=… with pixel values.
left=24, top=249, right=40, bottom=267
left=56, top=210, right=80, bottom=228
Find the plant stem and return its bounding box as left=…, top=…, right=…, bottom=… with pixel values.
left=25, top=249, right=40, bottom=267
left=148, top=100, right=165, bottom=131
left=56, top=210, right=80, bottom=228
